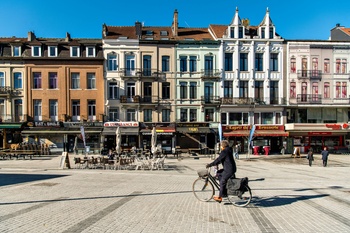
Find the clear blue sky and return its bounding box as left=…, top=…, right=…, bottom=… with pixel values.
left=2, top=0, right=350, bottom=40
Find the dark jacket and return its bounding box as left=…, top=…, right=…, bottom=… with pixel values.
left=209, top=146, right=236, bottom=175
left=321, top=150, right=329, bottom=160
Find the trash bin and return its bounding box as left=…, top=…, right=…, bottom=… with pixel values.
left=263, top=146, right=270, bottom=155
left=253, top=146, right=260, bottom=155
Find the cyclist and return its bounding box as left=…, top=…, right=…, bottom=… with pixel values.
left=206, top=140, right=236, bottom=203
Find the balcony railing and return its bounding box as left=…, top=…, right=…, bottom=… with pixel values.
left=297, top=70, right=322, bottom=80
left=0, top=86, right=22, bottom=96
left=296, top=94, right=322, bottom=104
left=201, top=69, right=221, bottom=79
left=120, top=95, right=140, bottom=103
left=201, top=96, right=221, bottom=105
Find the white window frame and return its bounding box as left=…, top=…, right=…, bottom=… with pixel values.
left=31, top=46, right=41, bottom=57
left=33, top=99, right=42, bottom=121
left=70, top=46, right=80, bottom=57
left=88, top=100, right=96, bottom=121
left=13, top=46, right=21, bottom=57
left=48, top=46, right=58, bottom=57
left=108, top=108, right=119, bottom=121
left=87, top=46, right=95, bottom=57
left=14, top=72, right=23, bottom=89
left=0, top=99, right=5, bottom=120
left=108, top=54, right=118, bottom=71
left=71, top=73, right=80, bottom=89
left=49, top=100, right=58, bottom=121
left=87, top=73, right=96, bottom=89
left=0, top=72, right=5, bottom=87
left=108, top=82, right=119, bottom=99
left=72, top=100, right=80, bottom=121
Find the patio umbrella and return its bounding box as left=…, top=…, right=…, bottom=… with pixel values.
left=115, top=127, right=121, bottom=155
left=151, top=127, right=158, bottom=154
left=73, top=136, right=78, bottom=154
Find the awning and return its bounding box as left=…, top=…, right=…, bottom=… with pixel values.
left=140, top=127, right=175, bottom=135
left=224, top=130, right=289, bottom=137
left=21, top=127, right=103, bottom=135
left=102, top=127, right=139, bottom=135
left=177, top=127, right=212, bottom=134
left=0, top=123, right=24, bottom=129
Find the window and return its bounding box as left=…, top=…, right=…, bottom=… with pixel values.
left=270, top=81, right=279, bottom=104
left=71, top=73, right=80, bottom=89
left=126, top=82, right=135, bottom=98
left=269, top=27, right=274, bottom=39
left=87, top=46, right=95, bottom=57
left=301, top=82, right=307, bottom=102
left=14, top=72, right=22, bottom=89
left=162, top=82, right=170, bottom=99
left=205, top=109, right=214, bottom=122
left=190, top=109, right=197, bottom=122
left=312, top=82, right=319, bottom=101
left=342, top=59, right=347, bottom=74
left=255, top=53, right=263, bottom=71
left=229, top=112, right=249, bottom=125
left=270, top=53, right=278, bottom=71
left=162, top=109, right=170, bottom=122
left=109, top=82, right=119, bottom=99
left=87, top=73, right=96, bottom=89
left=180, top=108, right=188, bottom=122
left=143, top=82, right=152, bottom=102
left=48, top=46, right=57, bottom=57
left=108, top=54, right=118, bottom=71
left=230, top=27, right=234, bottom=38
left=180, top=56, right=187, bottom=72
left=144, top=109, right=152, bottom=122
left=49, top=72, right=58, bottom=89
left=49, top=100, right=58, bottom=121
left=180, top=82, right=187, bottom=99
left=302, top=58, right=308, bottom=77
left=109, top=108, right=119, bottom=121
left=324, top=58, right=330, bottom=73
left=324, top=82, right=330, bottom=98
left=160, top=31, right=168, bottom=36
left=254, top=81, right=264, bottom=101
left=143, top=55, right=151, bottom=76
left=13, top=46, right=21, bottom=56
left=240, top=53, right=248, bottom=71
left=0, top=72, right=4, bottom=86
left=221, top=112, right=227, bottom=124
left=162, top=56, right=170, bottom=72
left=238, top=27, right=243, bottom=38
left=290, top=57, right=296, bottom=73
left=225, top=53, right=233, bottom=71
left=72, top=100, right=80, bottom=121
left=189, top=56, right=197, bottom=72
left=33, top=72, right=42, bottom=89
left=14, top=99, right=22, bottom=122
left=125, top=55, right=135, bottom=75
left=276, top=112, right=281, bottom=124
left=189, top=82, right=197, bottom=99
left=290, top=82, right=296, bottom=98
left=0, top=99, right=4, bottom=119
left=88, top=100, right=96, bottom=120
left=32, top=46, right=41, bottom=57
left=239, top=81, right=248, bottom=98
left=33, top=99, right=42, bottom=121
left=261, top=112, right=273, bottom=124
left=204, top=56, right=213, bottom=76
left=126, top=109, right=136, bottom=121
left=336, top=82, right=347, bottom=98
left=261, top=27, right=265, bottom=38
left=70, top=46, right=80, bottom=57
left=223, top=81, right=233, bottom=98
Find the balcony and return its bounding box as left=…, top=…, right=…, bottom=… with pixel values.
left=200, top=69, right=221, bottom=80
left=297, top=70, right=322, bottom=80
left=0, top=86, right=22, bottom=97
left=120, top=95, right=140, bottom=104
left=295, top=94, right=322, bottom=104
left=201, top=96, right=221, bottom=105
left=119, top=68, right=141, bottom=79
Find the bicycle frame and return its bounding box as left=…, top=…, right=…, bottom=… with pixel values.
left=203, top=168, right=220, bottom=190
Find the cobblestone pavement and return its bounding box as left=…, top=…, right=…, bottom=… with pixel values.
left=0, top=153, right=349, bottom=233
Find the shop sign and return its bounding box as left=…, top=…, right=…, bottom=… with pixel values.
left=63, top=122, right=104, bottom=127
left=29, top=121, right=63, bottom=127
left=325, top=123, right=349, bottom=130
left=104, top=122, right=139, bottom=127
left=176, top=123, right=209, bottom=127
left=223, top=125, right=284, bottom=131
left=308, top=132, right=332, bottom=135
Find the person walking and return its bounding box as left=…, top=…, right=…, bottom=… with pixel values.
left=307, top=148, right=314, bottom=167
left=206, top=140, right=236, bottom=203
left=234, top=144, right=239, bottom=160
left=321, top=147, right=329, bottom=167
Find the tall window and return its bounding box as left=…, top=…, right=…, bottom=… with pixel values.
left=71, top=73, right=80, bottom=89
left=180, top=56, right=187, bottom=72
left=70, top=46, right=80, bottom=57
left=0, top=99, right=5, bottom=119
left=205, top=109, right=214, bottom=122
left=126, top=109, right=136, bottom=121
left=180, top=82, right=187, bottom=99
left=269, top=27, right=274, bottom=39
left=324, top=58, right=330, bottom=73
left=290, top=57, right=296, bottom=73
left=48, top=46, right=57, bottom=57
left=223, top=81, right=233, bottom=98
left=190, top=109, right=197, bottom=122
left=0, top=72, right=4, bottom=86
left=230, top=27, right=234, bottom=38
left=270, top=81, right=278, bottom=104
left=162, top=82, right=170, bottom=99
left=49, top=72, right=57, bottom=89
left=302, top=58, right=308, bottom=77
left=312, top=82, right=319, bottom=101
left=33, top=99, right=42, bottom=121
left=254, top=81, right=264, bottom=101
left=225, top=53, right=233, bottom=71
left=324, top=82, right=330, bottom=98
left=33, top=72, right=42, bottom=89
left=189, top=56, right=197, bottom=72
left=239, top=81, right=248, bottom=98
left=14, top=72, right=23, bottom=89
left=238, top=27, right=243, bottom=38
left=108, top=54, right=118, bottom=71
left=109, top=82, right=119, bottom=99
left=336, top=82, right=347, bottom=98
left=255, top=53, right=263, bottom=71
left=72, top=100, right=80, bottom=121
left=88, top=100, right=96, bottom=120
left=290, top=82, right=296, bottom=98
left=162, top=56, right=170, bottom=72
left=342, top=59, right=347, bottom=74
left=109, top=108, right=119, bottom=121
left=162, top=109, right=170, bottom=122
left=144, top=109, right=152, bottom=122
left=240, top=53, right=248, bottom=71
left=87, top=46, right=95, bottom=57
left=126, top=82, right=135, bottom=98
left=204, top=55, right=213, bottom=76
left=301, top=82, right=307, bottom=102
left=261, top=27, right=265, bottom=39
left=13, top=46, right=21, bottom=56
left=125, top=55, right=135, bottom=75
left=189, top=82, right=197, bottom=99
left=270, top=53, right=278, bottom=71
left=49, top=100, right=58, bottom=121
left=14, top=99, right=22, bottom=122
left=32, top=46, right=41, bottom=57
left=180, top=108, right=188, bottom=122
left=143, top=82, right=152, bottom=102
left=143, top=55, right=152, bottom=76
left=87, top=73, right=96, bottom=89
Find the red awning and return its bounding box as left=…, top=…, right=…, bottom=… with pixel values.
left=224, top=130, right=288, bottom=137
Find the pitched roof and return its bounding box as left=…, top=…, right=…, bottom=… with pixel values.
left=340, top=28, right=350, bottom=36
left=209, top=25, right=227, bottom=39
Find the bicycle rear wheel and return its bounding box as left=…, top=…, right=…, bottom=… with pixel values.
left=192, top=177, right=214, bottom=202
left=227, top=185, right=252, bottom=207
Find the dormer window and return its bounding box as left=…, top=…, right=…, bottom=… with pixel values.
left=238, top=27, right=243, bottom=38
left=87, top=46, right=95, bottom=57
left=32, top=46, right=41, bottom=57
left=230, top=27, right=234, bottom=38
left=70, top=46, right=80, bottom=57
left=269, top=27, right=274, bottom=39
left=48, top=46, right=57, bottom=57
left=261, top=27, right=265, bottom=39
left=160, top=31, right=168, bottom=36
left=145, top=30, right=153, bottom=36
left=13, top=46, right=21, bottom=57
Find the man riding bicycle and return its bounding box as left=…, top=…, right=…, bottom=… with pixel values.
left=206, top=140, right=237, bottom=203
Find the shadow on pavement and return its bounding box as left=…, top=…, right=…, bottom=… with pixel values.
left=252, top=194, right=329, bottom=207
left=0, top=174, right=68, bottom=187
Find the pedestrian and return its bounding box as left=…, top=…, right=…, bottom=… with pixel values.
left=307, top=148, right=314, bottom=167
left=234, top=144, right=239, bottom=160
left=321, top=147, right=329, bottom=167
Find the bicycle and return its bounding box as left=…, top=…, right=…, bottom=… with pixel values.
left=192, top=167, right=252, bottom=207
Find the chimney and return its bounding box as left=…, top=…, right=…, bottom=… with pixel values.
left=102, top=23, right=108, bottom=37
left=65, top=32, right=71, bottom=42
left=27, top=31, right=36, bottom=41
left=172, top=9, right=178, bottom=37
left=135, top=21, right=142, bottom=39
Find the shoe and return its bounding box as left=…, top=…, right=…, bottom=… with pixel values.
left=213, top=196, right=222, bottom=203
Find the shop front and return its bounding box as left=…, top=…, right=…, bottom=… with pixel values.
left=285, top=123, right=350, bottom=153
left=102, top=122, right=139, bottom=153
left=0, top=122, right=26, bottom=149
left=140, top=123, right=176, bottom=153
left=223, top=125, right=288, bottom=154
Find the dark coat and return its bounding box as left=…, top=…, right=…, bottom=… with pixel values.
left=307, top=151, right=314, bottom=161
left=321, top=150, right=329, bottom=160
left=209, top=146, right=236, bottom=175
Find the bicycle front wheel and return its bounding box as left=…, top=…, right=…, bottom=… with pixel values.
left=227, top=185, right=252, bottom=207
left=192, top=177, right=214, bottom=202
